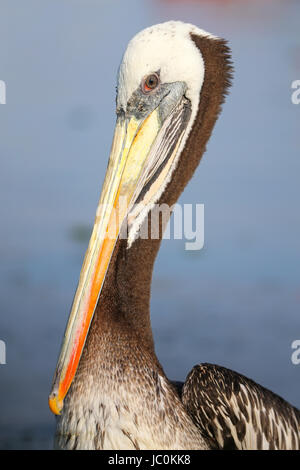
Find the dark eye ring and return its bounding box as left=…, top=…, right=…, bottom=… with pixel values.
left=143, top=73, right=159, bottom=93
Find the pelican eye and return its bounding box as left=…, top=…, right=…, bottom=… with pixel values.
left=143, top=73, right=159, bottom=93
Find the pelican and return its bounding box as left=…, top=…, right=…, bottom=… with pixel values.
left=49, top=21, right=300, bottom=450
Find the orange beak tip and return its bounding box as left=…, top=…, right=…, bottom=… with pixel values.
left=49, top=393, right=64, bottom=416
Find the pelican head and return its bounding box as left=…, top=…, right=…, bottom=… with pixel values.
left=49, top=21, right=232, bottom=415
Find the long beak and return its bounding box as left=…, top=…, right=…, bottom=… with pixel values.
left=49, top=108, right=164, bottom=415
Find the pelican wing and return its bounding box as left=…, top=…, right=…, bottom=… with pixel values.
left=181, top=363, right=300, bottom=450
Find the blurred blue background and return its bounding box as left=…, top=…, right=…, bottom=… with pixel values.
left=0, top=0, right=299, bottom=449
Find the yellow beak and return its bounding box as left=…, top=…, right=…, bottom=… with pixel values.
left=49, top=109, right=162, bottom=415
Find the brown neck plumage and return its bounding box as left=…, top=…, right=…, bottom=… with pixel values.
left=81, top=34, right=233, bottom=367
